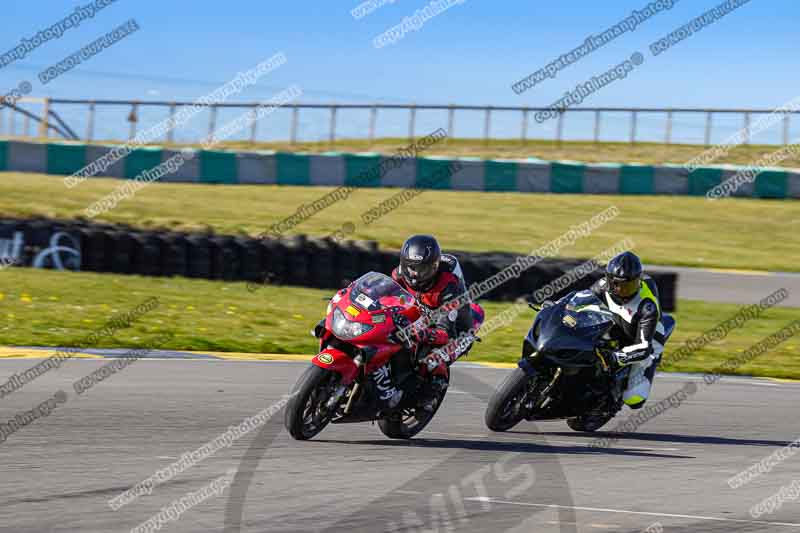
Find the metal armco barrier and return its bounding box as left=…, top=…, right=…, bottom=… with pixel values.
left=0, top=218, right=678, bottom=311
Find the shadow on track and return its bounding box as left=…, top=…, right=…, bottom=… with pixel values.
left=315, top=437, right=693, bottom=459
left=525, top=431, right=792, bottom=448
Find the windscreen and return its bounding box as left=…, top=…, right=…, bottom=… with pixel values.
left=350, top=272, right=415, bottom=311
left=562, top=291, right=615, bottom=328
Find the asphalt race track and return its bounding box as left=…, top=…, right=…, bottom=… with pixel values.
left=1, top=358, right=799, bottom=533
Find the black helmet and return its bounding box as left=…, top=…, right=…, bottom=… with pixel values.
left=399, top=235, right=441, bottom=291
left=605, top=251, right=643, bottom=303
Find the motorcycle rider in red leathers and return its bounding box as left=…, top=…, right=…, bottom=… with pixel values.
left=372, top=235, right=475, bottom=410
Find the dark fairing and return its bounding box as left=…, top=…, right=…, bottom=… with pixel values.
left=525, top=291, right=615, bottom=367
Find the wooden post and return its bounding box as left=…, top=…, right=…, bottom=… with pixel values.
left=249, top=104, right=258, bottom=143
left=521, top=109, right=529, bottom=143
left=556, top=111, right=565, bottom=146
left=368, top=105, right=377, bottom=146
left=290, top=106, right=299, bottom=145
left=447, top=104, right=455, bottom=141
left=87, top=101, right=96, bottom=141
left=408, top=104, right=417, bottom=143
left=664, top=110, right=673, bottom=144
left=167, top=103, right=177, bottom=143
left=593, top=110, right=601, bottom=143
left=704, top=111, right=713, bottom=146
left=38, top=97, right=50, bottom=138
left=329, top=105, right=338, bottom=145
left=483, top=106, right=492, bottom=146
left=743, top=112, right=751, bottom=145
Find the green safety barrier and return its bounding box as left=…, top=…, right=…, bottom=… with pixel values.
left=345, top=153, right=382, bottom=187
left=416, top=158, right=452, bottom=189
left=199, top=150, right=238, bottom=184
left=484, top=160, right=516, bottom=192
left=754, top=170, right=788, bottom=199
left=124, top=147, right=163, bottom=179
left=688, top=167, right=722, bottom=196
left=619, top=165, right=655, bottom=195
left=276, top=152, right=310, bottom=185
left=551, top=162, right=584, bottom=193
left=46, top=143, right=87, bottom=176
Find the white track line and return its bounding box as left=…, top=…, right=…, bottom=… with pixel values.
left=464, top=497, right=800, bottom=528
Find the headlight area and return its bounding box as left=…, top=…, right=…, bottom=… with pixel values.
left=331, top=308, right=374, bottom=340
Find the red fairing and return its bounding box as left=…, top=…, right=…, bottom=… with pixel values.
left=315, top=272, right=422, bottom=379
left=312, top=348, right=358, bottom=384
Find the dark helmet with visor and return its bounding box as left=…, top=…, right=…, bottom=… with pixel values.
left=399, top=235, right=441, bottom=292
left=605, top=251, right=643, bottom=303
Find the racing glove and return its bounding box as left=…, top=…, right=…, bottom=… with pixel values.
left=612, top=349, right=652, bottom=367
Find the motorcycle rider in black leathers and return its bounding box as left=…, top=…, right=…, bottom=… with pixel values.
left=591, top=251, right=665, bottom=409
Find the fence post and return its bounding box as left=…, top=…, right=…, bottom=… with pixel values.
left=329, top=105, right=338, bottom=145
left=630, top=110, right=638, bottom=144
left=556, top=111, right=565, bottom=146
left=447, top=104, right=455, bottom=142
left=167, top=103, right=177, bottom=143
left=290, top=105, right=299, bottom=145
left=521, top=108, right=529, bottom=143
left=704, top=111, right=713, bottom=146
left=408, top=104, right=417, bottom=143
left=87, top=101, right=96, bottom=141
left=743, top=112, right=751, bottom=145
left=38, top=97, right=50, bottom=138
left=483, top=106, right=492, bottom=146
left=208, top=104, right=218, bottom=144
left=784, top=113, right=791, bottom=145
left=594, top=110, right=601, bottom=144
left=128, top=102, right=139, bottom=141
left=249, top=104, right=258, bottom=144
left=664, top=109, right=673, bottom=144
left=368, top=104, right=377, bottom=146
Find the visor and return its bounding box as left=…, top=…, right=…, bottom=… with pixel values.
left=607, top=276, right=640, bottom=300
left=401, top=259, right=438, bottom=289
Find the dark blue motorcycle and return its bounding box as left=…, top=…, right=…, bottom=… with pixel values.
left=485, top=290, right=675, bottom=433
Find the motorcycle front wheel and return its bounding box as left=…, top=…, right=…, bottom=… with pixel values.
left=284, top=365, right=341, bottom=441
left=485, top=367, right=531, bottom=432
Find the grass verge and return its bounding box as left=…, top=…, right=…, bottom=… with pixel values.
left=3, top=173, right=799, bottom=271
left=1, top=268, right=798, bottom=378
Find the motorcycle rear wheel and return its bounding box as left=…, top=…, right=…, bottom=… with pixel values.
left=566, top=413, right=614, bottom=432
left=378, top=384, right=447, bottom=439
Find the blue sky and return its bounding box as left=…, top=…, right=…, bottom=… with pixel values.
left=1, top=0, right=796, bottom=143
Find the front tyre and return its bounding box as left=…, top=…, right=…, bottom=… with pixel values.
left=485, top=367, right=531, bottom=432
left=284, top=365, right=340, bottom=441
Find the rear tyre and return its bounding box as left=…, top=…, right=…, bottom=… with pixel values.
left=485, top=368, right=531, bottom=432
left=378, top=383, right=448, bottom=440
left=285, top=365, right=340, bottom=441
left=566, top=413, right=614, bottom=432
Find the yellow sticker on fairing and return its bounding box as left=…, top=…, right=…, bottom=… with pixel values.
left=346, top=305, right=360, bottom=317
left=562, top=314, right=577, bottom=328
left=318, top=353, right=334, bottom=364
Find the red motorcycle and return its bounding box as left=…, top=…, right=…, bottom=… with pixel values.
left=285, top=271, right=484, bottom=440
